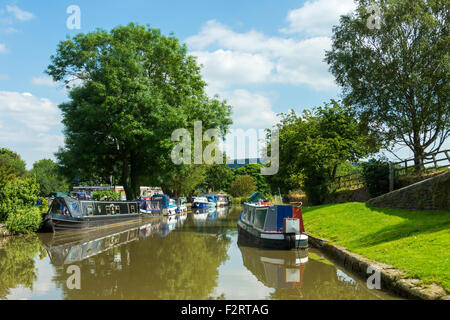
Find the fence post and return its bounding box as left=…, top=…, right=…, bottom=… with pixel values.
left=389, top=161, right=394, bottom=192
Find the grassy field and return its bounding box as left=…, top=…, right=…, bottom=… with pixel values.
left=302, top=202, right=450, bottom=291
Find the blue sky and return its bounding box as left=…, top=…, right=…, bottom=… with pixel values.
left=0, top=0, right=438, bottom=168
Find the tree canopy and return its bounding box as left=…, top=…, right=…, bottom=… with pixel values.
left=30, top=159, right=69, bottom=196
left=326, top=0, right=449, bottom=169
left=47, top=23, right=232, bottom=199
left=0, top=148, right=26, bottom=187
left=271, top=100, right=378, bottom=204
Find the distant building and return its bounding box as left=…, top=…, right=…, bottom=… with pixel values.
left=227, top=158, right=265, bottom=170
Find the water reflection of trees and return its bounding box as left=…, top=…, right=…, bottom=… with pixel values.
left=0, top=235, right=43, bottom=299
left=53, top=230, right=231, bottom=299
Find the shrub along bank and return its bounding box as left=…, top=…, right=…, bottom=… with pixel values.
left=0, top=177, right=46, bottom=235
left=303, top=202, right=450, bottom=292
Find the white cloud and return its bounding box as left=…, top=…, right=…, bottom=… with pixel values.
left=186, top=20, right=336, bottom=90
left=223, top=89, right=278, bottom=129
left=0, top=43, right=6, bottom=53
left=192, top=50, right=273, bottom=88
left=0, top=74, right=8, bottom=80
left=32, top=76, right=58, bottom=87
left=6, top=5, right=34, bottom=21
left=280, top=0, right=356, bottom=36
left=0, top=91, right=61, bottom=132
left=0, top=91, right=63, bottom=167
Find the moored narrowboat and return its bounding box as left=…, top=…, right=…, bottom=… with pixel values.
left=237, top=194, right=308, bottom=250
left=41, top=196, right=141, bottom=233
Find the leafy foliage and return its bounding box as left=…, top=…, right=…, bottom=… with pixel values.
left=272, top=100, right=378, bottom=204
left=204, top=164, right=235, bottom=192
left=0, top=177, right=40, bottom=223
left=235, top=164, right=271, bottom=196
left=0, top=148, right=26, bottom=187
left=326, top=0, right=449, bottom=169
left=229, top=175, right=256, bottom=197
left=92, top=190, right=121, bottom=201
left=5, top=207, right=42, bottom=234
left=361, top=159, right=390, bottom=197
left=47, top=23, right=232, bottom=200
left=162, top=164, right=207, bottom=197
left=29, top=159, right=69, bottom=196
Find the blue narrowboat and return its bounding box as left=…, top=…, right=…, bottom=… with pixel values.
left=237, top=193, right=308, bottom=250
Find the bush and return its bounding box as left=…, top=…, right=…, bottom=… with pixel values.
left=229, top=175, right=256, bottom=197
left=228, top=196, right=248, bottom=204
left=303, top=170, right=330, bottom=205
left=0, top=177, right=40, bottom=222
left=361, top=159, right=390, bottom=197
left=92, top=190, right=121, bottom=201
left=5, top=207, right=42, bottom=234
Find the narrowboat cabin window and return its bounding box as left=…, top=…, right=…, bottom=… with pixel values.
left=49, top=198, right=70, bottom=216
left=65, top=197, right=82, bottom=217
left=254, top=208, right=268, bottom=230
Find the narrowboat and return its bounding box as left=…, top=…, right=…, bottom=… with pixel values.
left=237, top=193, right=308, bottom=250
left=41, top=196, right=141, bottom=233
left=148, top=194, right=177, bottom=216
left=217, top=194, right=231, bottom=207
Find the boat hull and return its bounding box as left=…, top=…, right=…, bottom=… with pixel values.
left=42, top=213, right=142, bottom=233
left=237, top=220, right=308, bottom=250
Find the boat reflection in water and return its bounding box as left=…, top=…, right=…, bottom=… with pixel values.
left=192, top=206, right=230, bottom=225
left=41, top=216, right=178, bottom=266
left=239, top=246, right=308, bottom=289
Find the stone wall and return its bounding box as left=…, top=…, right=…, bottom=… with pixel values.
left=367, top=171, right=450, bottom=211
left=324, top=187, right=371, bottom=204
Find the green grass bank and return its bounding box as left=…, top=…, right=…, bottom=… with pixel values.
left=302, top=202, right=450, bottom=291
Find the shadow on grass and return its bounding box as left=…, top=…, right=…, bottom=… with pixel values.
left=351, top=205, right=450, bottom=248
left=304, top=202, right=450, bottom=248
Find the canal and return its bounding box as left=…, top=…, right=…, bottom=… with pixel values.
left=0, top=206, right=399, bottom=300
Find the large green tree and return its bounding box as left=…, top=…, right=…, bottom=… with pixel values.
left=326, top=0, right=449, bottom=170
left=29, top=159, right=69, bottom=196
left=204, top=163, right=235, bottom=192
left=272, top=101, right=378, bottom=204
left=47, top=23, right=232, bottom=199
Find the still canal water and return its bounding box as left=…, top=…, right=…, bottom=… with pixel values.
left=0, top=206, right=399, bottom=300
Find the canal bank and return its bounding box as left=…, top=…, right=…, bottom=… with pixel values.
left=303, top=202, right=450, bottom=300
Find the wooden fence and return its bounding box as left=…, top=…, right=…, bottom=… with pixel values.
left=392, top=149, right=450, bottom=176
left=330, top=149, right=450, bottom=192
left=330, top=172, right=363, bottom=190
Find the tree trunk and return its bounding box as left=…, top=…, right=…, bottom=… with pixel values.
left=412, top=142, right=425, bottom=175
left=121, top=151, right=134, bottom=201
left=129, top=151, right=140, bottom=200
